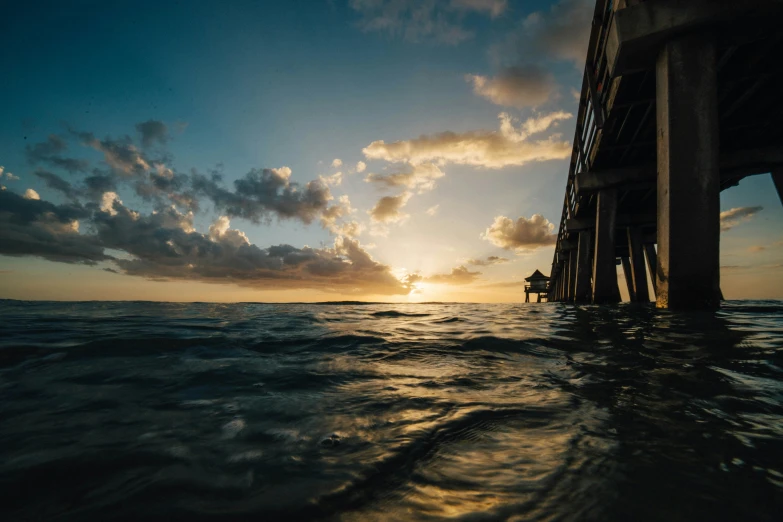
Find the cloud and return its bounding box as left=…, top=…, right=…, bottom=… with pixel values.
left=748, top=240, right=783, bottom=253
left=492, top=0, right=592, bottom=67
left=192, top=167, right=334, bottom=225
left=76, top=131, right=152, bottom=176
left=100, top=191, right=123, bottom=216
left=136, top=120, right=169, bottom=147
left=331, top=158, right=343, bottom=168
left=364, top=162, right=444, bottom=193
left=466, top=255, right=509, bottom=266
left=320, top=195, right=360, bottom=236
left=90, top=201, right=410, bottom=294
left=3, top=168, right=20, bottom=181
left=0, top=190, right=105, bottom=264
left=2, top=121, right=393, bottom=293
left=26, top=135, right=89, bottom=174
left=34, top=170, right=80, bottom=199
left=426, top=204, right=440, bottom=216
left=466, top=65, right=557, bottom=108
left=0, top=188, right=411, bottom=295
left=363, top=111, right=572, bottom=168
left=356, top=161, right=367, bottom=173
left=349, top=0, right=506, bottom=45
left=481, top=214, right=557, bottom=251
left=321, top=171, right=343, bottom=186
left=369, top=192, right=411, bottom=223
left=426, top=265, right=481, bottom=285
left=451, top=0, right=507, bottom=17
left=720, top=206, right=763, bottom=231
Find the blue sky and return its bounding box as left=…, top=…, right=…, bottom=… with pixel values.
left=1, top=0, right=780, bottom=301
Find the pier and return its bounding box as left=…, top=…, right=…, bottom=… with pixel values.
left=547, top=0, right=783, bottom=309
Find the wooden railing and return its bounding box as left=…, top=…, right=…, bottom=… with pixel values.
left=548, top=0, right=618, bottom=297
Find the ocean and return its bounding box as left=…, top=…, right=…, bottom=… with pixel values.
left=1, top=300, right=782, bottom=521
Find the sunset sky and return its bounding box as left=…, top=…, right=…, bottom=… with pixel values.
left=1, top=0, right=781, bottom=302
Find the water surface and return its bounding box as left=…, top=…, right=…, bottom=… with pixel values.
left=1, top=300, right=782, bottom=521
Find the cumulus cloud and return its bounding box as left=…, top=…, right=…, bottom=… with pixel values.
left=369, top=192, right=411, bottom=223
left=192, top=167, right=334, bottom=225
left=720, top=206, right=763, bottom=231
left=3, top=170, right=20, bottom=181
left=349, top=0, right=507, bottom=45
left=136, top=120, right=169, bottom=147
left=364, top=162, right=444, bottom=193
left=363, top=111, right=572, bottom=168
left=320, top=195, right=360, bottom=236
left=481, top=214, right=557, bottom=250
left=321, top=171, right=343, bottom=187
left=0, top=190, right=410, bottom=295
left=95, top=205, right=413, bottom=294
left=466, top=255, right=509, bottom=266
left=356, top=161, right=367, bottom=173
left=426, top=265, right=481, bottom=285
left=426, top=204, right=440, bottom=216
left=75, top=131, right=152, bottom=176
left=0, top=190, right=104, bottom=264
left=2, top=121, right=391, bottom=293
left=466, top=65, right=557, bottom=108
left=331, top=158, right=343, bottom=168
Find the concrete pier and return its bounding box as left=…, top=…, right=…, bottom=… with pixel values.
left=626, top=227, right=649, bottom=302
left=592, top=189, right=621, bottom=304
left=655, top=35, right=721, bottom=309
left=546, top=0, right=782, bottom=309
left=574, top=230, right=593, bottom=302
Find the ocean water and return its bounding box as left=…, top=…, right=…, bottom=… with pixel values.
left=1, top=300, right=782, bottom=521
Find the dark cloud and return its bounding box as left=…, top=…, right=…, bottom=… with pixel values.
left=493, top=0, right=591, bottom=67
left=482, top=214, right=557, bottom=250
left=466, top=255, right=509, bottom=266
left=34, top=170, right=80, bottom=200
left=136, top=120, right=169, bottom=147
left=192, top=167, right=333, bottom=224
left=466, top=65, right=557, bottom=108
left=426, top=265, right=482, bottom=285
left=26, top=135, right=90, bottom=174
left=0, top=190, right=106, bottom=264
left=89, top=201, right=409, bottom=294
left=83, top=172, right=118, bottom=199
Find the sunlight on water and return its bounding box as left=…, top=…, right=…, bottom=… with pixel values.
left=0, top=300, right=782, bottom=521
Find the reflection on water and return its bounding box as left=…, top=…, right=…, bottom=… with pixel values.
left=0, top=300, right=781, bottom=521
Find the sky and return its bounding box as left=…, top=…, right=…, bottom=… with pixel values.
left=0, top=0, right=781, bottom=303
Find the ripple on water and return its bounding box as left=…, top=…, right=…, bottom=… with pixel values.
left=0, top=300, right=781, bottom=521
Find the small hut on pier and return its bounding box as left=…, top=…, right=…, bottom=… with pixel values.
left=524, top=270, right=550, bottom=302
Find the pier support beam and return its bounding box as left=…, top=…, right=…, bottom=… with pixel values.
left=568, top=249, right=578, bottom=302
left=574, top=230, right=593, bottom=302
left=620, top=256, right=636, bottom=302
left=644, top=243, right=657, bottom=298
left=655, top=34, right=721, bottom=309
left=627, top=227, right=650, bottom=302
left=592, top=189, right=621, bottom=303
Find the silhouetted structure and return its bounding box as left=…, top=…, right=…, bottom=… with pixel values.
left=548, top=0, right=783, bottom=309
left=524, top=270, right=550, bottom=303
